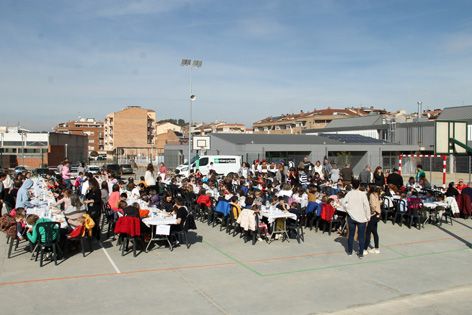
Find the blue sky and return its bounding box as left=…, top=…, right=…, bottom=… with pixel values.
left=1, top=0, right=472, bottom=130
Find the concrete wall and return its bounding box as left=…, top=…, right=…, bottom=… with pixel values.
left=165, top=135, right=422, bottom=177
left=49, top=133, right=88, bottom=166
left=395, top=122, right=435, bottom=149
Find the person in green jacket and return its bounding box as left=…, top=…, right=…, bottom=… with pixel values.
left=416, top=164, right=426, bottom=182
left=26, top=215, right=58, bottom=244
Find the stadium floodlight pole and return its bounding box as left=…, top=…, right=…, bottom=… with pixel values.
left=181, top=58, right=202, bottom=173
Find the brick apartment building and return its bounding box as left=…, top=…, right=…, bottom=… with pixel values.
left=104, top=106, right=157, bottom=159
left=253, top=107, right=387, bottom=134
left=54, top=118, right=104, bottom=154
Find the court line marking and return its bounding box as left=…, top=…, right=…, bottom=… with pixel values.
left=0, top=262, right=234, bottom=287
left=1, top=234, right=471, bottom=287
left=262, top=247, right=471, bottom=277
left=203, top=240, right=263, bottom=276
left=99, top=241, right=121, bottom=274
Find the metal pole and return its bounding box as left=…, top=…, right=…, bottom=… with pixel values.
left=188, top=66, right=193, bottom=172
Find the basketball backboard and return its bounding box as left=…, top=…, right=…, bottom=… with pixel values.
left=435, top=120, right=468, bottom=154
left=192, top=136, right=211, bottom=150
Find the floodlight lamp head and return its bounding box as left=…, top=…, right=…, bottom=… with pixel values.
left=181, top=59, right=191, bottom=66
left=192, top=60, right=203, bottom=67
left=190, top=95, right=196, bottom=101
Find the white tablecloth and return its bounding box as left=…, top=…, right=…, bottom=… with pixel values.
left=423, top=202, right=448, bottom=209
left=142, top=216, right=177, bottom=227
left=26, top=206, right=68, bottom=229
left=260, top=209, right=297, bottom=224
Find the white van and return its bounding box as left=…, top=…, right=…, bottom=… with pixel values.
left=195, top=155, right=241, bottom=176
left=176, top=155, right=241, bottom=176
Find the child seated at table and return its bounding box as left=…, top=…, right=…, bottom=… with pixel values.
left=276, top=196, right=289, bottom=211
left=26, top=214, right=58, bottom=244
left=117, top=201, right=127, bottom=216
left=15, top=208, right=26, bottom=240
left=124, top=204, right=140, bottom=218
left=64, top=194, right=87, bottom=229
left=196, top=190, right=212, bottom=208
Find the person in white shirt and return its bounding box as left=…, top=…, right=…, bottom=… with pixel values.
left=2, top=173, right=13, bottom=190
left=144, top=163, right=156, bottom=187
left=292, top=187, right=309, bottom=209
left=277, top=183, right=293, bottom=198
left=342, top=179, right=371, bottom=257
left=81, top=177, right=90, bottom=197
left=313, top=161, right=324, bottom=180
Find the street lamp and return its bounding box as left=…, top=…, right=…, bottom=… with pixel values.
left=181, top=58, right=203, bottom=172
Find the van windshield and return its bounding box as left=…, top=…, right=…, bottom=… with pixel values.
left=199, top=157, right=209, bottom=166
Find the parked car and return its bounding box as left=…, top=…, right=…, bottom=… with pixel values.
left=33, top=168, right=50, bottom=178
left=86, top=165, right=101, bottom=175
left=14, top=166, right=27, bottom=174
left=120, top=164, right=134, bottom=175
left=105, top=164, right=121, bottom=177
left=70, top=164, right=80, bottom=178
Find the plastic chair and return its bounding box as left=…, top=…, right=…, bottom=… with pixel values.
left=286, top=208, right=306, bottom=243
left=393, top=199, right=407, bottom=226
left=32, top=222, right=62, bottom=267
left=7, top=235, right=25, bottom=259
left=381, top=196, right=396, bottom=223
left=101, top=203, right=116, bottom=240
left=404, top=198, right=423, bottom=230
left=440, top=206, right=454, bottom=226
left=67, top=225, right=94, bottom=258
left=114, top=216, right=141, bottom=257
left=226, top=204, right=241, bottom=236
left=174, top=213, right=197, bottom=249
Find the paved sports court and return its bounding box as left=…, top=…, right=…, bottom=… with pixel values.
left=1, top=218, right=472, bottom=314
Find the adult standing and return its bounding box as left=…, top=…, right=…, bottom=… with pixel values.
left=373, top=166, right=385, bottom=187
left=340, top=164, right=353, bottom=185
left=415, top=164, right=426, bottom=182
left=158, top=162, right=167, bottom=181
left=386, top=168, right=403, bottom=190
left=62, top=161, right=72, bottom=189
left=144, top=163, right=156, bottom=189
left=343, top=179, right=370, bottom=257
left=83, top=175, right=102, bottom=240
left=364, top=186, right=381, bottom=255
left=359, top=165, right=372, bottom=187
left=322, top=158, right=332, bottom=180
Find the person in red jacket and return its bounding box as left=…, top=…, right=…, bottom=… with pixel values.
left=196, top=190, right=212, bottom=208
